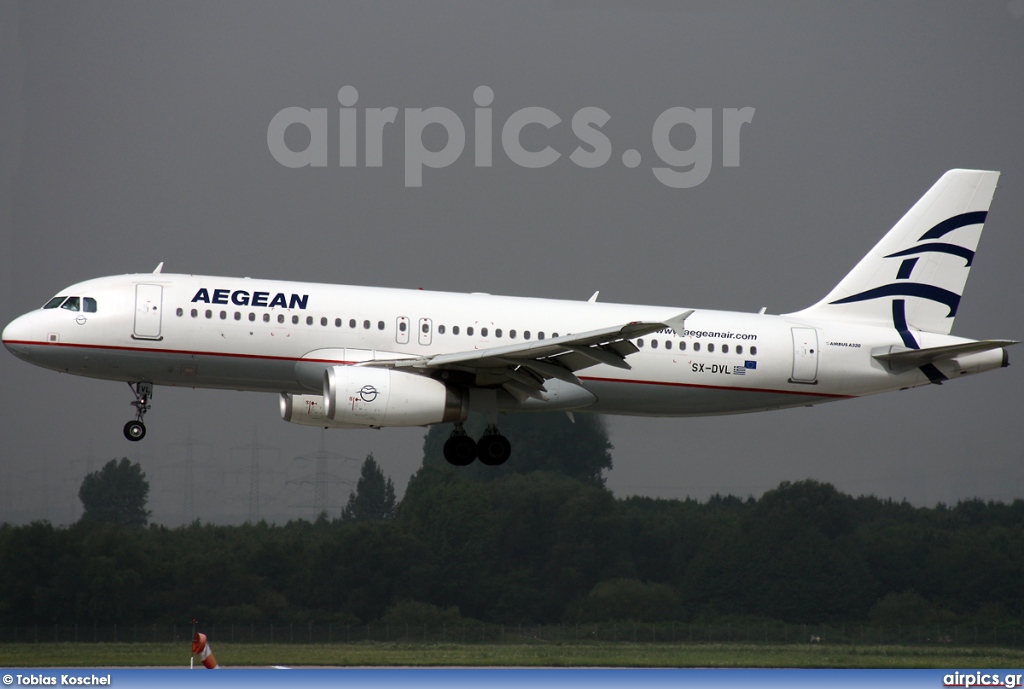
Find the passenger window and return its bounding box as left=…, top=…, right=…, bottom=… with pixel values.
left=206, top=310, right=213, bottom=319
left=278, top=314, right=285, bottom=323
left=510, top=329, right=516, bottom=339
left=43, top=296, right=66, bottom=309
left=264, top=314, right=270, bottom=323
left=363, top=320, right=370, bottom=329
left=538, top=332, right=545, bottom=340
left=651, top=340, right=658, bottom=349
left=249, top=313, right=256, bottom=322
left=693, top=342, right=700, bottom=352
left=220, top=311, right=227, bottom=320
left=736, top=345, right=743, bottom=355
left=176, top=308, right=183, bottom=317
left=552, top=332, right=559, bottom=338
left=83, top=298, right=97, bottom=313
left=61, top=297, right=80, bottom=312
left=722, top=344, right=729, bottom=354
left=524, top=330, right=530, bottom=340
left=438, top=324, right=446, bottom=334
left=422, top=322, right=430, bottom=333
left=467, top=326, right=474, bottom=336
left=399, top=321, right=407, bottom=332
left=292, top=315, right=299, bottom=324
left=665, top=340, right=671, bottom=349
left=191, top=309, right=198, bottom=318
left=481, top=327, right=489, bottom=337
left=335, top=318, right=342, bottom=327
left=306, top=316, right=313, bottom=325
left=679, top=341, right=686, bottom=351
left=234, top=312, right=241, bottom=321
left=637, top=339, right=644, bottom=348
left=495, top=328, right=502, bottom=338
left=708, top=343, right=715, bottom=352
left=453, top=325, right=460, bottom=335
left=350, top=319, right=356, bottom=328
left=751, top=346, right=758, bottom=355
left=378, top=321, right=384, bottom=330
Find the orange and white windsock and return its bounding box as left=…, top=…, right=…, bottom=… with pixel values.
left=191, top=632, right=219, bottom=669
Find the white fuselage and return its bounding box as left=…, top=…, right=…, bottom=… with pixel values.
left=2, top=273, right=1006, bottom=421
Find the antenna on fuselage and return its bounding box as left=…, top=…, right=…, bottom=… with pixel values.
left=153, top=262, right=164, bottom=274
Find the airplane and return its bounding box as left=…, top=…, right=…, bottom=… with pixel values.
left=2, top=169, right=1016, bottom=466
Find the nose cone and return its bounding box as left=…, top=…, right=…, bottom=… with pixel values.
left=2, top=312, right=38, bottom=360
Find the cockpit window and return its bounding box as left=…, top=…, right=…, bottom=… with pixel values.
left=61, top=297, right=81, bottom=312
left=83, top=297, right=97, bottom=313
left=43, top=296, right=66, bottom=309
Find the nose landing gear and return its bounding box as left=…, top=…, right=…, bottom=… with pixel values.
left=123, top=381, right=153, bottom=441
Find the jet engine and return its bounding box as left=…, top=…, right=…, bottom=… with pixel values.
left=323, top=365, right=467, bottom=427
left=280, top=393, right=369, bottom=429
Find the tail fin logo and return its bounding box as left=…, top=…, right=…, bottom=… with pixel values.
left=827, top=210, right=987, bottom=385
left=787, top=170, right=998, bottom=340
left=827, top=211, right=987, bottom=319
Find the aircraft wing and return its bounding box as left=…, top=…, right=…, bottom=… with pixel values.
left=361, top=310, right=693, bottom=402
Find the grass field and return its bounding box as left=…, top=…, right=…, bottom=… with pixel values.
left=3, top=642, right=1024, bottom=668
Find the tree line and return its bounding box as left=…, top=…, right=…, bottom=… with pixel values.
left=0, top=413, right=1021, bottom=628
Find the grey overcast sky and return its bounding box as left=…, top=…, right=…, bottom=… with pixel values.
left=2, top=2, right=1022, bottom=525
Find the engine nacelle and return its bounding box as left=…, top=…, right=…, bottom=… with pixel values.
left=324, top=365, right=467, bottom=427
left=280, top=393, right=370, bottom=429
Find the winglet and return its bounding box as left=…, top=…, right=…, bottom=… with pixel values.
left=662, top=310, right=695, bottom=334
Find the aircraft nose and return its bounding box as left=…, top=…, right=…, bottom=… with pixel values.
left=2, top=312, right=38, bottom=359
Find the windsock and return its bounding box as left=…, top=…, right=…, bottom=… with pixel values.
left=191, top=632, right=219, bottom=669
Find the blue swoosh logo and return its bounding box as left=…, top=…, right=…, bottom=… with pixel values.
left=885, top=242, right=975, bottom=267
left=830, top=283, right=961, bottom=317
left=918, top=210, right=987, bottom=240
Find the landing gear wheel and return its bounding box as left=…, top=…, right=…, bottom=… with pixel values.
left=444, top=425, right=477, bottom=466
left=124, top=420, right=146, bottom=441
left=124, top=381, right=153, bottom=442
left=477, top=431, right=512, bottom=466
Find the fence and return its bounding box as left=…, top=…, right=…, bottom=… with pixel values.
left=1, top=622, right=1021, bottom=647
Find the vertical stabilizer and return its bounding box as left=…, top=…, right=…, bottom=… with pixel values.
left=788, top=169, right=999, bottom=335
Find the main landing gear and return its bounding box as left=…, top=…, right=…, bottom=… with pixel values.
left=123, top=381, right=153, bottom=442
left=443, top=423, right=512, bottom=466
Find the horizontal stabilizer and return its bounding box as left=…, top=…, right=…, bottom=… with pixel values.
left=873, top=340, right=1017, bottom=371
